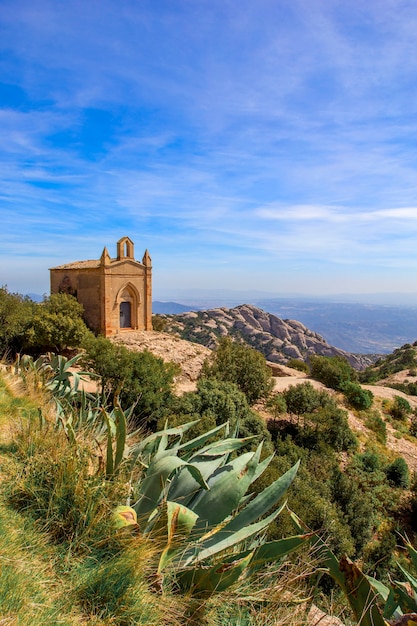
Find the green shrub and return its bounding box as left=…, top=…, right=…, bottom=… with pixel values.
left=201, top=336, right=274, bottom=404
left=286, top=358, right=309, bottom=373
left=0, top=286, right=36, bottom=358
left=282, top=382, right=330, bottom=417
left=342, top=381, right=373, bottom=410
left=390, top=395, right=412, bottom=421
left=152, top=314, right=167, bottom=332
left=23, top=293, right=91, bottom=354
left=160, top=378, right=273, bottom=453
left=384, top=457, right=409, bottom=488
left=310, top=355, right=356, bottom=390
left=363, top=409, right=387, bottom=444
left=83, top=335, right=177, bottom=427
left=266, top=393, right=287, bottom=419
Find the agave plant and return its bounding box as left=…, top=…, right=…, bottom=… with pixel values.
left=115, top=419, right=311, bottom=595
left=366, top=538, right=417, bottom=626
left=291, top=512, right=417, bottom=626
left=17, top=353, right=132, bottom=477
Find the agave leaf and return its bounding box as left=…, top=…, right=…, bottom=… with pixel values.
left=250, top=451, right=275, bottom=485
left=215, top=533, right=312, bottom=574
left=397, top=564, right=417, bottom=596
left=249, top=534, right=312, bottom=571
left=391, top=582, right=417, bottom=615
left=206, top=461, right=300, bottom=543
left=190, top=445, right=262, bottom=527
left=178, top=552, right=254, bottom=593
left=102, top=409, right=115, bottom=477
left=168, top=439, right=260, bottom=506
left=113, top=404, right=127, bottom=471
left=158, top=433, right=169, bottom=453
left=196, top=436, right=258, bottom=457
left=177, top=422, right=228, bottom=455
left=168, top=455, right=228, bottom=505
left=134, top=455, right=209, bottom=518
left=337, top=557, right=386, bottom=626
left=406, top=542, right=417, bottom=574
left=134, top=420, right=201, bottom=453
left=367, top=575, right=403, bottom=620
left=183, top=505, right=287, bottom=567
left=294, top=516, right=387, bottom=626
left=158, top=501, right=199, bottom=573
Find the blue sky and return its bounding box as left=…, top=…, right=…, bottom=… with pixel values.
left=2, top=0, right=417, bottom=300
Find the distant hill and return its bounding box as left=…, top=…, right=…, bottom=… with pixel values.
left=153, top=298, right=417, bottom=354
left=26, top=293, right=43, bottom=302
left=161, top=304, right=375, bottom=370
left=256, top=298, right=417, bottom=354
left=153, top=301, right=195, bottom=314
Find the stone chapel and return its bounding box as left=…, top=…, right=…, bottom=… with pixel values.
left=50, top=236, right=152, bottom=336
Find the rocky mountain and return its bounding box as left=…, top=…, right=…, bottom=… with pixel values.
left=160, top=304, right=375, bottom=370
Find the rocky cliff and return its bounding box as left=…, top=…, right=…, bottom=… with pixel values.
left=162, top=304, right=374, bottom=369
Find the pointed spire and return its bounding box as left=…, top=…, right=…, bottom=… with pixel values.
left=100, top=246, right=111, bottom=266
left=142, top=249, right=152, bottom=267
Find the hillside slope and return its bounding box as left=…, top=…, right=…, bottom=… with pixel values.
left=160, top=304, right=375, bottom=369
left=113, top=330, right=417, bottom=471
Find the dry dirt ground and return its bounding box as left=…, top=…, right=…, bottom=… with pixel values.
left=113, top=331, right=417, bottom=471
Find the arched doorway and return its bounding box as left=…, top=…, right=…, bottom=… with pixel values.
left=117, top=284, right=140, bottom=331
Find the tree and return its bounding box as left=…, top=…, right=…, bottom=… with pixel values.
left=201, top=337, right=273, bottom=404
left=0, top=286, right=35, bottom=357
left=282, top=382, right=329, bottom=417
left=23, top=293, right=90, bottom=353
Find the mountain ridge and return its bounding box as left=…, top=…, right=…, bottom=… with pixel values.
left=159, top=303, right=376, bottom=370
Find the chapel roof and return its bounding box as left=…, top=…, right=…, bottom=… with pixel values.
left=51, top=259, right=100, bottom=270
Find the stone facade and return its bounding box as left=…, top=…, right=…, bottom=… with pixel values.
left=50, top=237, right=152, bottom=336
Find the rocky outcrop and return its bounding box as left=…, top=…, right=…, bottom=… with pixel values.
left=110, top=330, right=211, bottom=382
left=164, top=304, right=374, bottom=370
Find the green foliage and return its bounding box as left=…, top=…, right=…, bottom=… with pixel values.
left=362, top=409, right=387, bottom=444
left=361, top=343, right=417, bottom=383
left=201, top=336, right=274, bottom=404
left=159, top=378, right=272, bottom=453
left=8, top=425, right=117, bottom=544
left=83, top=334, right=177, bottom=427
left=282, top=382, right=329, bottom=416
left=341, top=381, right=374, bottom=410
left=278, top=383, right=357, bottom=452
left=286, top=358, right=310, bottom=373
left=309, top=532, right=417, bottom=626
left=23, top=293, right=90, bottom=353
left=389, top=380, right=417, bottom=396
left=330, top=468, right=373, bottom=553
left=390, top=395, right=412, bottom=421
left=385, top=457, right=410, bottom=488
left=0, top=286, right=36, bottom=357
left=152, top=314, right=167, bottom=331
left=310, top=355, right=357, bottom=390
left=16, top=352, right=131, bottom=477
left=266, top=393, right=287, bottom=419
